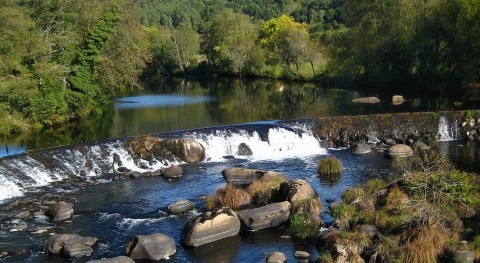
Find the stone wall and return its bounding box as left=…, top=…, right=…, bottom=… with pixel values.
left=313, top=111, right=466, bottom=148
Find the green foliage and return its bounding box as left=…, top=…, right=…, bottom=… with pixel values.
left=341, top=187, right=364, bottom=204
left=364, top=179, right=386, bottom=196
left=317, top=156, right=343, bottom=176
left=289, top=212, right=320, bottom=238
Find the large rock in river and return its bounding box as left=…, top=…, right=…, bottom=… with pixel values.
left=163, top=165, right=183, bottom=178
left=352, top=97, right=380, bottom=104
left=87, top=256, right=135, bottom=263
left=386, top=144, right=414, bottom=158
left=237, top=143, right=253, bottom=156
left=280, top=179, right=320, bottom=209
left=222, top=168, right=287, bottom=186
left=168, top=199, right=196, bottom=215
left=125, top=233, right=176, bottom=261
left=162, top=138, right=205, bottom=163
left=238, top=201, right=291, bottom=230
left=47, top=201, right=74, bottom=222
left=44, top=234, right=98, bottom=257
left=181, top=207, right=240, bottom=247
left=352, top=143, right=372, bottom=155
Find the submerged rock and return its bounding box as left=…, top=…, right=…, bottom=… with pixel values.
left=181, top=207, right=240, bottom=247
left=168, top=199, right=196, bottom=215
left=238, top=201, right=291, bottom=230
left=125, top=233, right=176, bottom=261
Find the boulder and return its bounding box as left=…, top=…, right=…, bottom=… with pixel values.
left=258, top=171, right=288, bottom=183
left=162, top=138, right=205, bottom=163
left=237, top=143, right=253, bottom=156
left=128, top=135, right=163, bottom=159
left=352, top=97, right=380, bottom=104
left=125, top=233, right=176, bottom=261
left=44, top=234, right=98, bottom=256
left=386, top=144, right=414, bottom=158
left=392, top=95, right=404, bottom=105
left=168, top=199, right=196, bottom=215
left=238, top=201, right=291, bottom=230
left=163, top=165, right=183, bottom=178
left=266, top=251, right=287, bottom=263
left=63, top=243, right=94, bottom=258
left=453, top=250, right=475, bottom=263
left=87, top=256, right=135, bottom=263
left=316, top=228, right=341, bottom=251
left=295, top=251, right=310, bottom=259
left=222, top=168, right=265, bottom=186
left=280, top=179, right=319, bottom=208
left=352, top=143, right=372, bottom=155
left=181, top=207, right=240, bottom=247
left=47, top=201, right=74, bottom=221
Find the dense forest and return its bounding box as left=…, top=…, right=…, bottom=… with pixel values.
left=0, top=0, right=479, bottom=136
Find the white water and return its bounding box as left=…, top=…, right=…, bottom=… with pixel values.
left=190, top=124, right=327, bottom=162
left=438, top=116, right=457, bottom=141
left=0, top=141, right=173, bottom=203
left=0, top=124, right=327, bottom=203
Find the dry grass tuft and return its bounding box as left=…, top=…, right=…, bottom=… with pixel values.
left=385, top=186, right=410, bottom=210
left=400, top=226, right=449, bottom=263
left=215, top=184, right=251, bottom=210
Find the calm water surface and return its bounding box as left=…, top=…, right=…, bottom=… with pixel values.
left=1, top=78, right=474, bottom=156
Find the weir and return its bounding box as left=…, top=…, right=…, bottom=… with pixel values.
left=0, top=122, right=324, bottom=203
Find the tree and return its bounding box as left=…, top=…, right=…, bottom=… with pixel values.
left=258, top=15, right=312, bottom=76
left=202, top=9, right=262, bottom=75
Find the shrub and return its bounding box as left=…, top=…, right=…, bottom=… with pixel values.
left=317, top=156, right=343, bottom=176
left=289, top=212, right=320, bottom=238
left=342, top=187, right=365, bottom=204
left=215, top=184, right=251, bottom=210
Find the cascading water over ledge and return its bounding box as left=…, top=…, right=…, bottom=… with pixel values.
left=0, top=121, right=326, bottom=204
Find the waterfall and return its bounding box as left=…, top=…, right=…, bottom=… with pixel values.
left=438, top=116, right=457, bottom=141
left=0, top=122, right=325, bottom=203
left=188, top=123, right=326, bottom=162
left=0, top=141, right=173, bottom=203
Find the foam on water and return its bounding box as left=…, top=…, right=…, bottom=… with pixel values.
left=190, top=124, right=326, bottom=162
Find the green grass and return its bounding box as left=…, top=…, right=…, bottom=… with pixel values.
left=317, top=156, right=343, bottom=176
left=289, top=212, right=320, bottom=238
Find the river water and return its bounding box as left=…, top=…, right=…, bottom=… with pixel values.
left=0, top=78, right=478, bottom=262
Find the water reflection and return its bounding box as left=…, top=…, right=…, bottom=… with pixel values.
left=115, top=94, right=214, bottom=109
left=0, top=77, right=470, bottom=154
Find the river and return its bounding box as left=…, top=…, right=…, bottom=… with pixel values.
left=0, top=78, right=478, bottom=262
